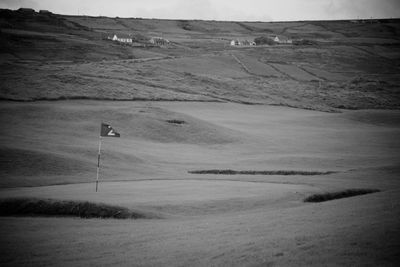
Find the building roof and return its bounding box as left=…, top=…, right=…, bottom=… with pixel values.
left=113, top=33, right=133, bottom=39
left=18, top=8, right=35, bottom=12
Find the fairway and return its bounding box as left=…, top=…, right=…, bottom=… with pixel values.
left=1, top=101, right=399, bottom=266
left=0, top=180, right=314, bottom=216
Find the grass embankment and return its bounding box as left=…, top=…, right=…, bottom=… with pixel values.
left=304, top=189, right=381, bottom=202
left=189, top=170, right=336, bottom=175
left=0, top=198, right=154, bottom=219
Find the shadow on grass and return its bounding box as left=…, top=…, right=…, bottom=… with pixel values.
left=0, top=198, right=158, bottom=219
left=189, top=169, right=336, bottom=175
left=304, top=189, right=381, bottom=203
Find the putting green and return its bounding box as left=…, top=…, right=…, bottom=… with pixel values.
left=0, top=180, right=312, bottom=211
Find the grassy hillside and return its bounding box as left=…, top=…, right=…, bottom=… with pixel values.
left=0, top=9, right=399, bottom=110
left=1, top=100, right=399, bottom=188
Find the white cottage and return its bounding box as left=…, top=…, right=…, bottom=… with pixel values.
left=149, top=37, right=170, bottom=46
left=111, top=34, right=133, bottom=43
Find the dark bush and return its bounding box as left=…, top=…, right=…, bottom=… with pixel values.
left=254, top=36, right=276, bottom=45
left=178, top=20, right=193, bottom=31
left=293, top=39, right=317, bottom=45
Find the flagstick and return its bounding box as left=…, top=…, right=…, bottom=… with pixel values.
left=96, top=136, right=102, bottom=192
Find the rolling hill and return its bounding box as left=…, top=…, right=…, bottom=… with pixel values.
left=0, top=9, right=400, bottom=110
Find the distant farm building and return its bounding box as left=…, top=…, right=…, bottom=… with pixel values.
left=271, top=35, right=292, bottom=44
left=109, top=34, right=133, bottom=43
left=150, top=37, right=170, bottom=46
left=39, top=10, right=52, bottom=14
left=18, top=8, right=35, bottom=13
left=254, top=35, right=292, bottom=45
left=230, top=40, right=256, bottom=46
left=276, top=36, right=292, bottom=44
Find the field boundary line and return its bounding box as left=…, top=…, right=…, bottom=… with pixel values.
left=265, top=62, right=293, bottom=80
left=294, top=64, right=324, bottom=81
left=230, top=53, right=251, bottom=74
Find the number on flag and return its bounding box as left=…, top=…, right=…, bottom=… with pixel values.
left=100, top=123, right=120, bottom=137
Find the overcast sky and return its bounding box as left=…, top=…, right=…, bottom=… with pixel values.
left=1, top=0, right=399, bottom=21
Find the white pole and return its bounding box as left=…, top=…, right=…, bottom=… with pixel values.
left=96, top=136, right=102, bottom=192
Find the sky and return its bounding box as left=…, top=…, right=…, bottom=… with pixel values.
left=1, top=0, right=400, bottom=21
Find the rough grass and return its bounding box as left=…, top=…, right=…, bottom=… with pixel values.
left=0, top=198, right=155, bottom=219
left=188, top=170, right=336, bottom=175
left=304, top=189, right=381, bottom=203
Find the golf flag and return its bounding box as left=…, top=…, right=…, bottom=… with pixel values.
left=96, top=123, right=120, bottom=192
left=100, top=123, right=120, bottom=137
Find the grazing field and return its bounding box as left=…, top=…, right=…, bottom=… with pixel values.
left=270, top=63, right=319, bottom=81
left=0, top=9, right=400, bottom=266
left=1, top=10, right=400, bottom=109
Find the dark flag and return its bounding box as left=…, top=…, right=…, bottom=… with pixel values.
left=96, top=123, right=120, bottom=192
left=100, top=123, right=120, bottom=137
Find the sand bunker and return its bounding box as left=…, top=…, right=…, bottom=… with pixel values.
left=188, top=169, right=336, bottom=175
left=304, top=189, right=381, bottom=202
left=0, top=198, right=152, bottom=219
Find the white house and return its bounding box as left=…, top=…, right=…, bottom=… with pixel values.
left=231, top=40, right=255, bottom=46
left=111, top=34, right=133, bottom=43
left=150, top=37, right=170, bottom=46
left=275, top=36, right=292, bottom=44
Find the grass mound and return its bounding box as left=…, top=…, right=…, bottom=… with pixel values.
left=304, top=189, right=381, bottom=203
left=0, top=198, right=153, bottom=219
left=188, top=169, right=335, bottom=175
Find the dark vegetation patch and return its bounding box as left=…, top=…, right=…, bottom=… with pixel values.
left=292, top=39, right=318, bottom=45
left=188, top=169, right=336, bottom=175
left=0, top=198, right=156, bottom=219
left=304, top=189, right=381, bottom=203
left=254, top=36, right=276, bottom=45
left=178, top=20, right=193, bottom=31
left=166, top=119, right=186, bottom=124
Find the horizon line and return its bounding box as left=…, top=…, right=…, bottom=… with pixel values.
left=4, top=7, right=400, bottom=23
